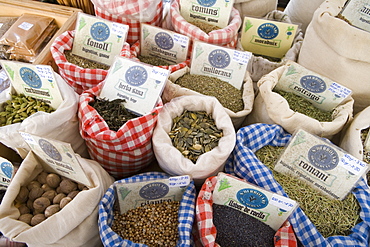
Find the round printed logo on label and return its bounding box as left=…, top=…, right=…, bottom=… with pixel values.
left=90, top=22, right=110, bottom=42
left=236, top=188, right=269, bottom=209
left=155, top=32, right=174, bottom=50
left=125, top=66, right=148, bottom=86
left=1, top=162, right=13, bottom=178
left=257, top=23, right=279, bottom=40
left=196, top=0, right=217, bottom=7
left=208, top=49, right=231, bottom=69
left=20, top=67, right=42, bottom=88
left=308, top=144, right=339, bottom=171
left=300, top=75, right=326, bottom=93
left=39, top=139, right=62, bottom=161
left=139, top=182, right=169, bottom=200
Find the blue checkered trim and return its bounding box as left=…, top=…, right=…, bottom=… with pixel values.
left=224, top=123, right=370, bottom=247
left=98, top=172, right=196, bottom=247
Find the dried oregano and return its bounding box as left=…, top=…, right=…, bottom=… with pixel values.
left=361, top=127, right=370, bottom=185
left=189, top=20, right=221, bottom=33
left=64, top=50, right=110, bottom=70
left=274, top=89, right=333, bottom=122
left=175, top=73, right=244, bottom=113
left=255, top=145, right=361, bottom=238
left=138, top=55, right=172, bottom=66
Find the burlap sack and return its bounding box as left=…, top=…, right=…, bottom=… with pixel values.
left=298, top=0, right=370, bottom=114
left=340, top=106, right=370, bottom=161
left=0, top=152, right=114, bottom=247
left=237, top=10, right=304, bottom=82
left=0, top=73, right=89, bottom=159
left=162, top=66, right=254, bottom=130
left=152, top=95, right=236, bottom=185
left=245, top=64, right=354, bottom=139
left=91, top=0, right=163, bottom=45
left=283, top=0, right=324, bottom=33
left=233, top=0, right=277, bottom=18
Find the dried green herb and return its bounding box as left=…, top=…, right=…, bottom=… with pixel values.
left=255, top=145, right=361, bottom=238
left=138, top=55, right=172, bottom=66
left=361, top=127, right=370, bottom=185
left=274, top=89, right=333, bottom=122
left=64, top=50, right=110, bottom=70
left=254, top=53, right=281, bottom=63
left=89, top=97, right=138, bottom=131
left=175, top=73, right=244, bottom=113
left=189, top=20, right=221, bottom=34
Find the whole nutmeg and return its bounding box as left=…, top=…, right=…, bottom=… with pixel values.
left=59, top=179, right=77, bottom=194
left=56, top=186, right=62, bottom=194
left=28, top=187, right=44, bottom=201
left=26, top=200, right=34, bottom=211
left=41, top=183, right=53, bottom=192
left=53, top=193, right=66, bottom=204
left=27, top=181, right=41, bottom=191
left=18, top=213, right=33, bottom=225
left=33, top=197, right=50, bottom=212
left=59, top=197, right=72, bottom=209
left=45, top=204, right=60, bottom=218
left=37, top=172, right=48, bottom=185
left=31, top=214, right=46, bottom=226
left=15, top=186, right=29, bottom=203
left=46, top=173, right=61, bottom=189
left=18, top=204, right=31, bottom=215
left=42, top=190, right=57, bottom=203
left=67, top=190, right=80, bottom=200
left=78, top=183, right=86, bottom=191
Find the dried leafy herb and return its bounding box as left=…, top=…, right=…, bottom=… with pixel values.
left=89, top=97, right=138, bottom=131
left=175, top=73, right=244, bottom=113
left=138, top=55, right=172, bottom=66
left=189, top=20, right=221, bottom=34
left=64, top=50, right=110, bottom=70
left=361, top=127, right=370, bottom=185
left=274, top=89, right=333, bottom=122
left=255, top=145, right=361, bottom=238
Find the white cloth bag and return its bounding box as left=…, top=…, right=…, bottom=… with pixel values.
left=233, top=0, right=277, bottom=18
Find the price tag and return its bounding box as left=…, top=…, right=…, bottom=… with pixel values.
left=112, top=22, right=129, bottom=37
left=168, top=175, right=191, bottom=187
left=19, top=132, right=37, bottom=146
left=270, top=194, right=296, bottom=211
left=340, top=153, right=368, bottom=175
left=173, top=33, right=189, bottom=47
left=150, top=67, right=170, bottom=82
left=328, top=82, right=352, bottom=99
left=233, top=50, right=252, bottom=65
left=36, top=65, right=54, bottom=81
left=18, top=22, right=33, bottom=31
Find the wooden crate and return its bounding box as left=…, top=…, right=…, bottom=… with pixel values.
left=0, top=0, right=82, bottom=71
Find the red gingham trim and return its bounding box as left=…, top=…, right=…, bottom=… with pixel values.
left=78, top=82, right=163, bottom=178
left=94, top=1, right=163, bottom=45
left=128, top=41, right=191, bottom=73
left=274, top=221, right=298, bottom=247
left=171, top=0, right=240, bottom=49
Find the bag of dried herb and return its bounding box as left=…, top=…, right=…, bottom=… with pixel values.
left=233, top=0, right=278, bottom=19
left=194, top=175, right=298, bottom=247
left=0, top=73, right=89, bottom=159
left=298, top=0, right=370, bottom=114
left=0, top=151, right=114, bottom=247
left=152, top=95, right=236, bottom=185
left=127, top=41, right=191, bottom=73
left=78, top=82, right=163, bottom=179
left=340, top=105, right=370, bottom=185
left=51, top=30, right=131, bottom=95
left=224, top=123, right=370, bottom=246
left=237, top=10, right=304, bottom=82
left=170, top=0, right=241, bottom=53
left=98, top=171, right=196, bottom=246
left=245, top=64, right=354, bottom=139
left=162, top=66, right=254, bottom=130
left=90, top=0, right=163, bottom=45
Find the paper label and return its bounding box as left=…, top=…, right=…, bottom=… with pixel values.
left=72, top=12, right=129, bottom=66
left=0, top=157, right=14, bottom=188
left=240, top=17, right=298, bottom=59
left=212, top=172, right=298, bottom=231
left=140, top=24, right=190, bottom=65
left=275, top=61, right=352, bottom=112
left=0, top=61, right=63, bottom=109
left=190, top=41, right=251, bottom=90
left=340, top=0, right=370, bottom=33
left=20, top=132, right=91, bottom=187
left=116, top=177, right=190, bottom=214
left=99, top=56, right=169, bottom=116
left=0, top=69, right=10, bottom=93
left=179, top=0, right=234, bottom=28
left=18, top=22, right=33, bottom=31
left=274, top=129, right=369, bottom=200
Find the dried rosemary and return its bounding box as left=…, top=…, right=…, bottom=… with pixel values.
left=138, top=55, right=172, bottom=66
left=189, top=20, right=221, bottom=34
left=64, top=50, right=110, bottom=70
left=361, top=127, right=370, bottom=185
left=89, top=97, right=138, bottom=131
left=175, top=73, right=244, bottom=113
left=274, top=89, right=333, bottom=122
left=255, top=145, right=361, bottom=238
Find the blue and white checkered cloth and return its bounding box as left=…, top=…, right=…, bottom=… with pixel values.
left=224, top=123, right=370, bottom=247
left=98, top=172, right=196, bottom=247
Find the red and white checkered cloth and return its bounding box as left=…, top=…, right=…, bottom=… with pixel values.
left=170, top=0, right=241, bottom=51
left=195, top=176, right=298, bottom=247
left=78, top=82, right=163, bottom=179
left=92, top=0, right=163, bottom=45
left=51, top=31, right=131, bottom=95
left=127, top=41, right=191, bottom=73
